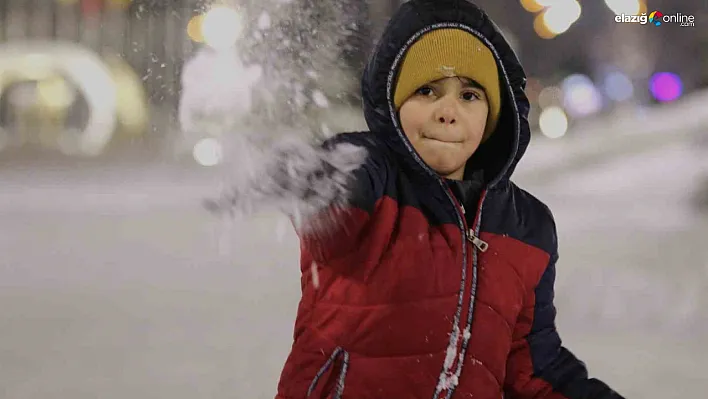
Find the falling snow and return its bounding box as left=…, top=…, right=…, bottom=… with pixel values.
left=257, top=11, right=271, bottom=30
left=179, top=49, right=262, bottom=136
left=312, top=90, right=329, bottom=108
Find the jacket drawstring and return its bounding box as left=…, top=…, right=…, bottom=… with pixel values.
left=307, top=346, right=350, bottom=399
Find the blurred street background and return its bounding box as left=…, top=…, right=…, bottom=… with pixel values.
left=1, top=0, right=707, bottom=398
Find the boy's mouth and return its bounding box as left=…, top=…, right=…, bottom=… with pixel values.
left=422, top=134, right=463, bottom=144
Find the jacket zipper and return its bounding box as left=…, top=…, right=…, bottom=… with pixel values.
left=460, top=204, right=489, bottom=252
left=467, top=233, right=489, bottom=252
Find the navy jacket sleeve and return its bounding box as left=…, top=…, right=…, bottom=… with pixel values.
left=504, top=232, right=624, bottom=398
left=297, top=132, right=390, bottom=267
left=319, top=132, right=389, bottom=215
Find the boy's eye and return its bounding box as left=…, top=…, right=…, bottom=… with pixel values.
left=461, top=91, right=480, bottom=101
left=416, top=86, right=434, bottom=96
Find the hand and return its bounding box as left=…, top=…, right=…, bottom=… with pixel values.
left=204, top=135, right=368, bottom=232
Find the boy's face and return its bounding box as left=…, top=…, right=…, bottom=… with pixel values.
left=399, top=77, right=489, bottom=180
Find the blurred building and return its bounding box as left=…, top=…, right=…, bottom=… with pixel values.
left=0, top=0, right=376, bottom=160
left=0, top=0, right=704, bottom=160
left=0, top=0, right=201, bottom=159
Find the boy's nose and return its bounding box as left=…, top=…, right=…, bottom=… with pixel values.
left=434, top=105, right=457, bottom=125
left=438, top=115, right=456, bottom=124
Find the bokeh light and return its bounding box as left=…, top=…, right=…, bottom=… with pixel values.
left=200, top=6, right=244, bottom=50
left=538, top=85, right=563, bottom=108
left=525, top=77, right=544, bottom=104
left=539, top=106, right=569, bottom=138
left=520, top=0, right=545, bottom=13
left=603, top=0, right=642, bottom=16
left=649, top=72, right=683, bottom=103
left=187, top=14, right=205, bottom=43
left=193, top=138, right=223, bottom=166
left=533, top=13, right=556, bottom=39
left=561, top=74, right=603, bottom=117
left=603, top=71, right=634, bottom=102
left=542, top=1, right=581, bottom=35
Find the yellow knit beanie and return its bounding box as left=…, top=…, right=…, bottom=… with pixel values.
left=394, top=29, right=501, bottom=141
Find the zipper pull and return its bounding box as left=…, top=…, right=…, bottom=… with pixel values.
left=467, top=231, right=489, bottom=252
left=460, top=204, right=466, bottom=214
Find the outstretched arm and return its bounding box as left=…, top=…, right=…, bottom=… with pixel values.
left=205, top=132, right=389, bottom=265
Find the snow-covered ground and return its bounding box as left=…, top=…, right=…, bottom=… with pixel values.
left=1, top=119, right=707, bottom=398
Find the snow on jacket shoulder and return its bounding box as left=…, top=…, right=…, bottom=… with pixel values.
left=277, top=1, right=623, bottom=398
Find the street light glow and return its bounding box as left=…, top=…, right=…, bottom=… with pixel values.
left=539, top=106, right=569, bottom=139
left=604, top=0, right=642, bottom=16
left=542, top=0, right=581, bottom=35
left=193, top=138, right=223, bottom=166
left=533, top=13, right=556, bottom=39
left=201, top=6, right=244, bottom=50
left=520, top=0, right=545, bottom=13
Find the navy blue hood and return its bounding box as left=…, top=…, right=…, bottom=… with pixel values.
left=361, top=0, right=531, bottom=187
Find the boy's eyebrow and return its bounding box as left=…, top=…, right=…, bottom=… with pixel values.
left=458, top=78, right=484, bottom=90
left=429, top=77, right=484, bottom=90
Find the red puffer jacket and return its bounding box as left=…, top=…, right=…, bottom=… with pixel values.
left=276, top=1, right=622, bottom=398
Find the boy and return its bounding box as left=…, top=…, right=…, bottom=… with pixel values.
left=209, top=0, right=624, bottom=398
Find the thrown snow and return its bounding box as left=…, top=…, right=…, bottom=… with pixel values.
left=312, top=90, right=329, bottom=108
left=179, top=49, right=262, bottom=135
left=257, top=12, right=271, bottom=30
